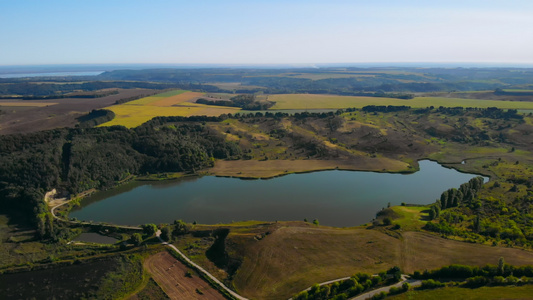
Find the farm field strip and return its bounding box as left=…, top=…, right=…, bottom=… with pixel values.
left=144, top=251, right=226, bottom=300
left=100, top=104, right=240, bottom=128
left=98, top=105, right=201, bottom=128
left=147, top=92, right=205, bottom=106
left=100, top=89, right=241, bottom=127
left=123, top=90, right=190, bottom=106
left=269, top=94, right=533, bottom=110
left=0, top=101, right=58, bottom=107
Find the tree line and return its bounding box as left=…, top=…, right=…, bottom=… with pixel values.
left=426, top=176, right=485, bottom=220
left=0, top=120, right=242, bottom=240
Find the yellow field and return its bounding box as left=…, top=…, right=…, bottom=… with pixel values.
left=99, top=90, right=241, bottom=128
left=146, top=92, right=204, bottom=106
left=100, top=103, right=240, bottom=128
left=269, top=94, right=533, bottom=110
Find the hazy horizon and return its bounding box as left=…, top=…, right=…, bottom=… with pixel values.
left=2, top=0, right=532, bottom=66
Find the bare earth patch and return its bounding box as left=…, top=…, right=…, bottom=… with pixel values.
left=144, top=251, right=225, bottom=300
left=208, top=158, right=410, bottom=178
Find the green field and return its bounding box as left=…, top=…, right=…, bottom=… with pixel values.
left=390, top=206, right=428, bottom=231
left=503, top=89, right=533, bottom=93
left=390, top=285, right=533, bottom=300
left=122, top=90, right=189, bottom=105
left=269, top=94, right=533, bottom=110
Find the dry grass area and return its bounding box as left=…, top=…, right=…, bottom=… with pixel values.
left=147, top=92, right=205, bottom=106
left=144, top=251, right=225, bottom=300
left=208, top=158, right=410, bottom=179
left=232, top=225, right=402, bottom=300
left=401, top=231, right=533, bottom=273
left=226, top=224, right=533, bottom=299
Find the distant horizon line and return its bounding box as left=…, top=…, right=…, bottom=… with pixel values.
left=1, top=62, right=533, bottom=73
left=2, top=61, right=533, bottom=66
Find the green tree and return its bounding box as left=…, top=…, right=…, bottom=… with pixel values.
left=131, top=233, right=143, bottom=246
left=161, top=226, right=172, bottom=242
left=498, top=257, right=505, bottom=275
left=440, top=191, right=449, bottom=209
left=142, top=223, right=157, bottom=236
left=473, top=215, right=481, bottom=233
left=173, top=220, right=190, bottom=236
left=313, top=219, right=319, bottom=226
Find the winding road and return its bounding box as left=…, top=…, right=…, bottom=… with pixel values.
left=349, top=276, right=422, bottom=300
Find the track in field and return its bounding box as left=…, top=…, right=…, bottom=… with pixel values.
left=144, top=251, right=226, bottom=300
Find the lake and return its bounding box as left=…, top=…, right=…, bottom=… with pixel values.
left=69, top=160, right=487, bottom=227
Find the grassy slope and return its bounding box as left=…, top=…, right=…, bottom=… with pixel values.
left=390, top=285, right=533, bottom=300
left=232, top=225, right=401, bottom=300
left=228, top=223, right=533, bottom=299
left=270, top=94, right=533, bottom=110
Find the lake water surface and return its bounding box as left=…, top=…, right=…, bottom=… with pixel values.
left=70, top=160, right=487, bottom=227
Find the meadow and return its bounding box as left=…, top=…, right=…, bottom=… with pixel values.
left=173, top=219, right=533, bottom=300
left=269, top=94, right=533, bottom=110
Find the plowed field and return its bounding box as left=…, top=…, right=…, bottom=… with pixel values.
left=144, top=251, right=225, bottom=300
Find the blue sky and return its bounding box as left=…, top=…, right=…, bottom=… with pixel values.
left=1, top=0, right=532, bottom=65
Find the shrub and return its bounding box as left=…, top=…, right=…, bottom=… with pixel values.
left=420, top=279, right=445, bottom=289
left=371, top=291, right=387, bottom=300
left=465, top=276, right=488, bottom=287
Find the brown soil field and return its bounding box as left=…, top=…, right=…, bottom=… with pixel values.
left=0, top=101, right=58, bottom=107
left=227, top=224, right=533, bottom=299
left=144, top=251, right=225, bottom=300
left=148, top=92, right=205, bottom=107
left=208, top=158, right=410, bottom=179
left=0, top=89, right=154, bottom=135
left=0, top=257, right=120, bottom=299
